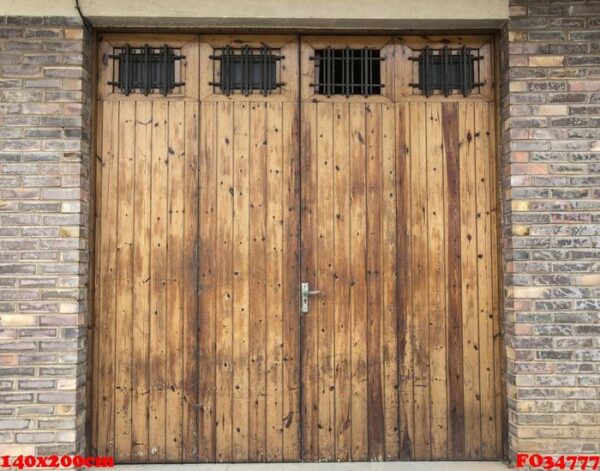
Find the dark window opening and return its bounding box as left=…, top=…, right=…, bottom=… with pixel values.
left=311, top=47, right=383, bottom=97
left=109, top=44, right=184, bottom=96
left=210, top=45, right=284, bottom=96
left=409, top=45, right=484, bottom=97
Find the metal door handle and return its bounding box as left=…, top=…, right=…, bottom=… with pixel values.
left=300, top=282, right=319, bottom=314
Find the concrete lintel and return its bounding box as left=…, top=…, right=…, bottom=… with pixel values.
left=88, top=16, right=505, bottom=30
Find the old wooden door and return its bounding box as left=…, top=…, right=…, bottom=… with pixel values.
left=93, top=33, right=502, bottom=464
left=93, top=34, right=200, bottom=462
left=299, top=35, right=503, bottom=461
left=195, top=35, right=301, bottom=462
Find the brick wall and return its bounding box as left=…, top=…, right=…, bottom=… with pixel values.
left=0, top=17, right=91, bottom=456
left=502, top=0, right=600, bottom=460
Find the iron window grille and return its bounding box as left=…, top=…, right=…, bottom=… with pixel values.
left=109, top=44, right=185, bottom=96
left=409, top=45, right=484, bottom=97
left=310, top=47, right=384, bottom=97
left=209, top=45, right=284, bottom=96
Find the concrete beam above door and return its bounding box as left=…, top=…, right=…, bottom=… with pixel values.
left=0, top=0, right=508, bottom=29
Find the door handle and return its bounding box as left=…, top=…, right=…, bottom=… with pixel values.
left=300, top=282, right=320, bottom=314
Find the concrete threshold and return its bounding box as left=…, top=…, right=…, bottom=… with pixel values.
left=116, top=462, right=510, bottom=471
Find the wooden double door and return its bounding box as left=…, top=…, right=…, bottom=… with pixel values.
left=92, top=34, right=503, bottom=463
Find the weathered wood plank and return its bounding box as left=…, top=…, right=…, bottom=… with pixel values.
left=475, top=101, right=496, bottom=459
left=459, top=102, right=482, bottom=459
left=182, top=101, right=199, bottom=462
left=381, top=102, right=399, bottom=460
left=365, top=103, right=385, bottom=461
left=198, top=102, right=217, bottom=462
left=300, top=102, right=319, bottom=461
left=349, top=102, right=368, bottom=461
left=316, top=102, right=335, bottom=461
left=97, top=100, right=119, bottom=457
left=266, top=102, right=284, bottom=461
left=149, top=101, right=168, bottom=462
left=131, top=101, right=152, bottom=461
left=281, top=100, right=300, bottom=461
left=215, top=101, right=234, bottom=462
left=397, top=102, right=414, bottom=461
left=248, top=102, right=267, bottom=462
left=410, top=102, right=431, bottom=460
left=442, top=102, right=465, bottom=460
left=114, top=101, right=135, bottom=461
left=232, top=102, right=250, bottom=462
left=426, top=102, right=448, bottom=460
left=166, top=101, right=185, bottom=461
left=489, top=101, right=504, bottom=459
left=333, top=101, right=351, bottom=462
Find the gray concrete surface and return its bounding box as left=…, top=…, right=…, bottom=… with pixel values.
left=115, top=462, right=511, bottom=471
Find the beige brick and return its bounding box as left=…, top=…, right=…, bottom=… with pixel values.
left=0, top=315, right=37, bottom=327
left=572, top=274, right=600, bottom=286
left=58, top=302, right=78, bottom=314
left=512, top=225, right=530, bottom=236
left=63, top=29, right=83, bottom=40
left=533, top=105, right=569, bottom=116
left=512, top=200, right=530, bottom=212
left=512, top=286, right=548, bottom=299
left=56, top=379, right=76, bottom=390
left=509, top=31, right=527, bottom=42
left=509, top=6, right=527, bottom=17
left=58, top=227, right=79, bottom=238
left=528, top=55, right=565, bottom=67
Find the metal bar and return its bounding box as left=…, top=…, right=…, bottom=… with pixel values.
left=350, top=48, right=354, bottom=95
left=361, top=47, right=365, bottom=96
left=368, top=47, right=372, bottom=96
left=332, top=48, right=336, bottom=95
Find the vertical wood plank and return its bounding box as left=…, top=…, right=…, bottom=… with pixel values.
left=182, top=101, right=199, bottom=462
left=442, top=102, right=465, bottom=460
left=198, top=102, right=217, bottom=462
left=397, top=102, right=414, bottom=460
left=266, top=102, right=285, bottom=461
left=114, top=101, right=135, bottom=462
left=426, top=102, right=448, bottom=459
left=300, top=102, right=319, bottom=461
left=333, top=101, right=351, bottom=462
left=489, top=101, right=504, bottom=458
left=475, top=101, right=496, bottom=459
left=410, top=102, right=431, bottom=460
left=131, top=101, right=152, bottom=462
left=381, top=103, right=399, bottom=460
left=349, top=102, right=368, bottom=461
left=166, top=101, right=185, bottom=461
left=365, top=103, right=385, bottom=461
left=92, top=101, right=104, bottom=456
left=97, top=100, right=118, bottom=457
left=316, top=102, right=335, bottom=461
left=248, top=102, right=267, bottom=462
left=459, top=102, right=482, bottom=459
left=232, top=102, right=250, bottom=462
left=215, top=101, right=234, bottom=462
left=149, top=101, right=168, bottom=462
left=282, top=101, right=300, bottom=461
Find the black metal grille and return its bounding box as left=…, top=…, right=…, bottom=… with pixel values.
left=311, top=47, right=383, bottom=97
left=409, top=46, right=484, bottom=97
left=109, top=44, right=185, bottom=96
left=210, top=45, right=284, bottom=96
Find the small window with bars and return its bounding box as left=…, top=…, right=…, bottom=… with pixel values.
left=109, top=44, right=185, bottom=96
left=210, top=45, right=284, bottom=96
left=409, top=46, right=484, bottom=97
left=311, top=47, right=383, bottom=97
